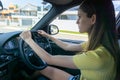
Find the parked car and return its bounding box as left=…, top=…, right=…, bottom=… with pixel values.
left=0, top=0, right=120, bottom=80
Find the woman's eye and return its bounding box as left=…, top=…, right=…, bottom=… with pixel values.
left=78, top=16, right=81, bottom=19
left=78, top=15, right=80, bottom=18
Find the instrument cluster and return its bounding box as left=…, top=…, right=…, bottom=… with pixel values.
left=3, top=38, right=19, bottom=54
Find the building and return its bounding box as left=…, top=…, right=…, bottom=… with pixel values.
left=0, top=3, right=45, bottom=26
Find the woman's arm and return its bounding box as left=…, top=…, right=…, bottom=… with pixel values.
left=20, top=31, right=77, bottom=69
left=38, top=30, right=83, bottom=51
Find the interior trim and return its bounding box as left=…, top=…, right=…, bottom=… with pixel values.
left=44, top=0, right=73, bottom=5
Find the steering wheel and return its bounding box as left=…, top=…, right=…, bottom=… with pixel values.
left=19, top=31, right=52, bottom=70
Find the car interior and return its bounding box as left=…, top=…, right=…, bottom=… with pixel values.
left=0, top=0, right=120, bottom=80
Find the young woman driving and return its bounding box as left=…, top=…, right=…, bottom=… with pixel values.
left=20, top=0, right=120, bottom=80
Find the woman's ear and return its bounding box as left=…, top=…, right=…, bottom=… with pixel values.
left=91, top=14, right=96, bottom=24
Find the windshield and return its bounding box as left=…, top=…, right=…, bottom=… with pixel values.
left=0, top=0, right=120, bottom=33
left=113, top=1, right=120, bottom=16
left=0, top=0, right=51, bottom=33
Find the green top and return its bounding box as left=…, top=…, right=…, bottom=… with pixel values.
left=73, top=42, right=116, bottom=80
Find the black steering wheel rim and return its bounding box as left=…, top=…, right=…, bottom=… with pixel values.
left=19, top=31, right=52, bottom=70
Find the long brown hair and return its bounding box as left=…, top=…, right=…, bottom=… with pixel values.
left=79, top=0, right=120, bottom=75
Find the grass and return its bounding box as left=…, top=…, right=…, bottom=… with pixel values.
left=59, top=30, right=88, bottom=35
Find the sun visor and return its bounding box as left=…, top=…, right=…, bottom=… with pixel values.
left=44, top=0, right=73, bottom=5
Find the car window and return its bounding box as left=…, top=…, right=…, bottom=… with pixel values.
left=0, top=0, right=51, bottom=33
left=113, top=1, right=120, bottom=16
left=51, top=1, right=120, bottom=41
left=51, top=6, right=88, bottom=41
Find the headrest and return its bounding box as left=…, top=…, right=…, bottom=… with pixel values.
left=44, top=0, right=73, bottom=5
left=0, top=0, right=3, bottom=11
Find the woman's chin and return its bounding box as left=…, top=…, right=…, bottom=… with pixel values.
left=79, top=30, right=84, bottom=33
left=79, top=29, right=87, bottom=33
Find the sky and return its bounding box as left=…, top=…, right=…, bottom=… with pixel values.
left=1, top=0, right=43, bottom=8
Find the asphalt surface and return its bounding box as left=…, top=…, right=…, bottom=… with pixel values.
left=0, top=26, right=88, bottom=41
left=53, top=32, right=88, bottom=41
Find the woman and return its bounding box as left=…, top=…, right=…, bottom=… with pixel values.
left=20, top=0, right=120, bottom=80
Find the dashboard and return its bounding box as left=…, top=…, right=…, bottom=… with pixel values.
left=0, top=31, right=52, bottom=79
left=0, top=32, right=21, bottom=79
left=0, top=31, right=21, bottom=66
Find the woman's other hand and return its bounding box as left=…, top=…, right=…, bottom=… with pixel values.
left=37, top=30, right=50, bottom=38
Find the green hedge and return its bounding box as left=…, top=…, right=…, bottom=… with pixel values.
left=59, top=30, right=87, bottom=35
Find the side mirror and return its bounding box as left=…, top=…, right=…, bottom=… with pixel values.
left=48, top=24, right=59, bottom=35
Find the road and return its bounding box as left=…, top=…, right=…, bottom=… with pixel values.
left=0, top=26, right=88, bottom=41
left=52, top=32, right=88, bottom=41
left=0, top=26, right=28, bottom=33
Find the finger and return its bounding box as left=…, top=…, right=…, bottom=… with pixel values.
left=37, top=30, right=42, bottom=34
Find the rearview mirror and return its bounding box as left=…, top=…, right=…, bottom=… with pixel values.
left=44, top=0, right=73, bottom=5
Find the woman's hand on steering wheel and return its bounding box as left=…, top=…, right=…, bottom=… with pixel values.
left=20, top=30, right=32, bottom=43
left=37, top=30, right=50, bottom=38
left=19, top=30, right=50, bottom=70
